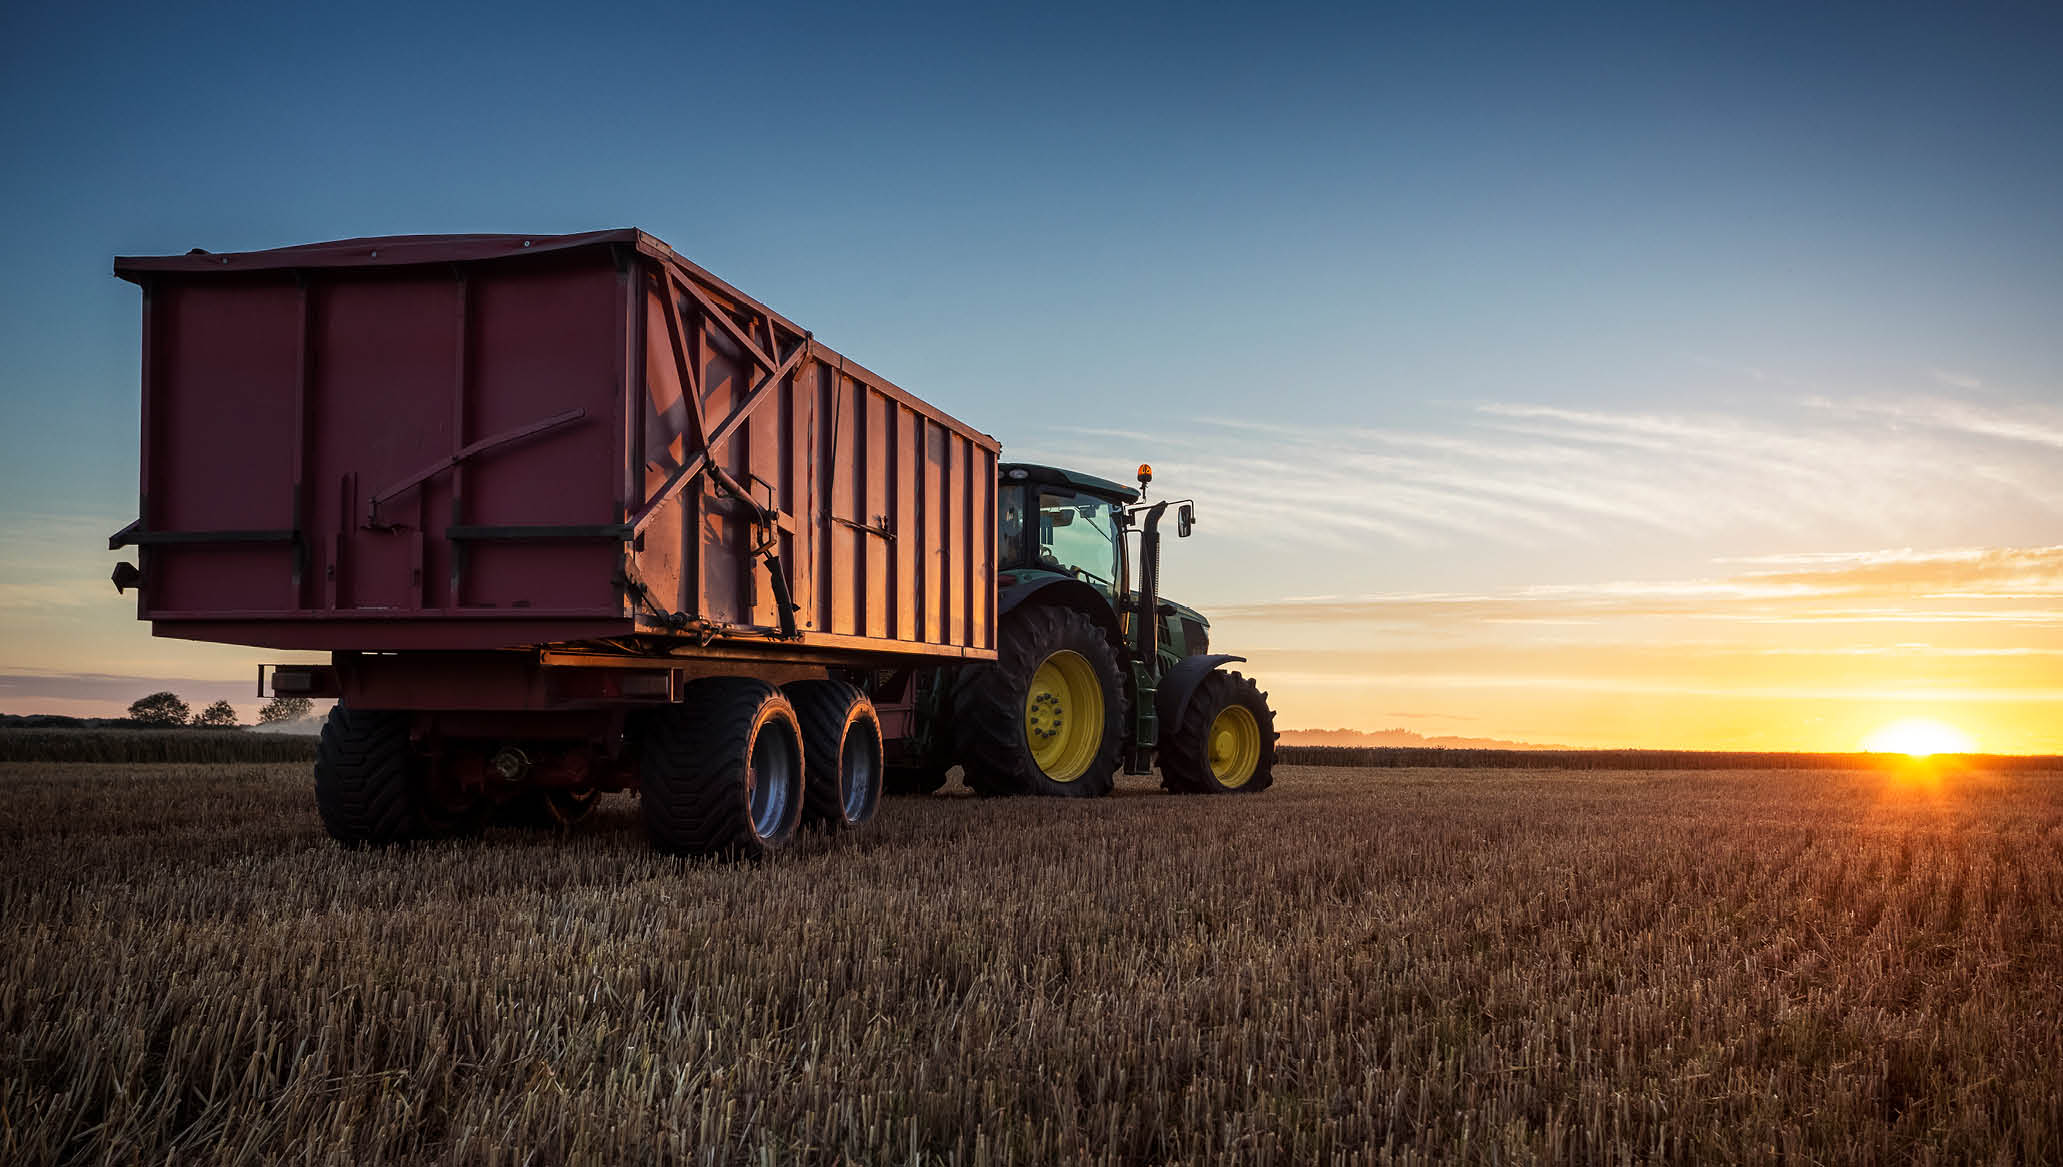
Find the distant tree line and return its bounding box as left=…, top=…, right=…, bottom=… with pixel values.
left=122, top=693, right=314, bottom=729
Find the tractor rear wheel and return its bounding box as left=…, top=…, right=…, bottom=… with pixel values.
left=954, top=605, right=1126, bottom=797
left=1160, top=670, right=1278, bottom=794
left=639, top=678, right=805, bottom=859
left=784, top=680, right=883, bottom=833
left=315, top=705, right=482, bottom=845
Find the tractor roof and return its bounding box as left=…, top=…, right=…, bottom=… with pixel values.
left=1000, top=463, right=1140, bottom=502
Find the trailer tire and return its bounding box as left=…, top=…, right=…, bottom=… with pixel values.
left=640, top=678, right=805, bottom=859
left=315, top=705, right=480, bottom=845
left=784, top=680, right=883, bottom=833
left=954, top=605, right=1126, bottom=798
left=1159, top=670, right=1277, bottom=794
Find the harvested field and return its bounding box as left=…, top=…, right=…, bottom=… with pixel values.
left=4, top=761, right=2061, bottom=1164
left=0, top=728, right=318, bottom=766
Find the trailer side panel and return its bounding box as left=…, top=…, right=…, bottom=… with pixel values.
left=115, top=230, right=998, bottom=663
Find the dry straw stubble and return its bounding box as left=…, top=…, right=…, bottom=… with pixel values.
left=3, top=760, right=2061, bottom=1163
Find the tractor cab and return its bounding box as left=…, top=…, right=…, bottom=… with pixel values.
left=997, top=462, right=1213, bottom=664
left=999, top=464, right=1134, bottom=594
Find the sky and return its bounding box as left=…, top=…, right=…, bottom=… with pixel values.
left=1, top=1, right=2059, bottom=751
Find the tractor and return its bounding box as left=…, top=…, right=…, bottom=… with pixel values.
left=888, top=462, right=1278, bottom=798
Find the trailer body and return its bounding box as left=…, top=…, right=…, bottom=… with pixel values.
left=111, top=230, right=998, bottom=673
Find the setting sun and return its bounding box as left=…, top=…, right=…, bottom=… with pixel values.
left=1862, top=718, right=1979, bottom=757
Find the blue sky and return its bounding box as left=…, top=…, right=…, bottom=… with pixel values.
left=3, top=2, right=2061, bottom=748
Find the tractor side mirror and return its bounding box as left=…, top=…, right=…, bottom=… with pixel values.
left=1177, top=503, right=1194, bottom=538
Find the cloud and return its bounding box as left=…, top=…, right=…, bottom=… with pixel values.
left=1011, top=392, right=2063, bottom=553
left=1810, top=395, right=2063, bottom=452
left=0, top=671, right=263, bottom=712
left=0, top=583, right=93, bottom=609
left=1929, top=369, right=1983, bottom=391
left=1216, top=543, right=2063, bottom=628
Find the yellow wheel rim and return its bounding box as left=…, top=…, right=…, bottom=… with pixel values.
left=1207, top=704, right=1261, bottom=788
left=1024, top=650, right=1104, bottom=781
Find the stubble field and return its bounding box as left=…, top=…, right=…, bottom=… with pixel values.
left=3, top=760, right=2061, bottom=1164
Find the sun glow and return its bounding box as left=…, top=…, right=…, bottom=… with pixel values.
left=1863, top=718, right=1979, bottom=757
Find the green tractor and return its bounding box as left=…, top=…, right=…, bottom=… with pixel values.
left=890, top=462, right=1278, bottom=798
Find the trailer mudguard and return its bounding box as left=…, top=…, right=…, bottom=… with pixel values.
left=1155, top=653, right=1247, bottom=738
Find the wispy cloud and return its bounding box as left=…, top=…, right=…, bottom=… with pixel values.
left=0, top=671, right=268, bottom=717
left=1012, top=393, right=2063, bottom=551
left=1218, top=543, right=2063, bottom=626
left=0, top=583, right=93, bottom=609
left=1809, top=395, right=2063, bottom=451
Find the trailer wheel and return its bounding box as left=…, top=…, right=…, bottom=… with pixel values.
left=954, top=605, right=1126, bottom=798
left=314, top=705, right=481, bottom=845
left=784, top=680, right=883, bottom=833
left=640, top=678, right=805, bottom=858
left=883, top=765, right=948, bottom=796
left=1159, top=670, right=1278, bottom=794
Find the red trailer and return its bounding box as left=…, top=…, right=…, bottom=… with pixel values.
left=112, top=230, right=999, bottom=856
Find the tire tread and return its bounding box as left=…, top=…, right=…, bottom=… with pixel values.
left=314, top=706, right=418, bottom=845
left=640, top=678, right=801, bottom=858
left=785, top=680, right=881, bottom=832
left=952, top=605, right=1126, bottom=797
left=1160, top=670, right=1278, bottom=794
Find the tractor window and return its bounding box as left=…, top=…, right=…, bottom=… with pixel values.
left=999, top=486, right=1027, bottom=567
left=1032, top=490, right=1119, bottom=588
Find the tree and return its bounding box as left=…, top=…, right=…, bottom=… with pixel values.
left=258, top=695, right=314, bottom=725
left=128, top=691, right=191, bottom=726
left=193, top=699, right=239, bottom=728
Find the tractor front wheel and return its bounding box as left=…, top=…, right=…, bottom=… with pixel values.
left=1159, top=670, right=1278, bottom=794
left=954, top=605, right=1126, bottom=797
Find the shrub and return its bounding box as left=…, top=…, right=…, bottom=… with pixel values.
left=258, top=696, right=313, bottom=725
left=126, top=691, right=191, bottom=727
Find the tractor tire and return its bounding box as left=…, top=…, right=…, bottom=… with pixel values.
left=954, top=605, right=1126, bottom=798
left=497, top=786, right=601, bottom=829
left=882, top=765, right=948, bottom=796
left=784, top=680, right=883, bottom=833
left=639, top=678, right=805, bottom=859
left=314, top=705, right=481, bottom=845
left=1159, top=670, right=1278, bottom=794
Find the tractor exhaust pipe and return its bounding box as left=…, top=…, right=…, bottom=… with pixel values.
left=1136, top=501, right=1168, bottom=666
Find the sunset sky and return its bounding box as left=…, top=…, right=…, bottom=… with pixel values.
left=2, top=3, right=2058, bottom=751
